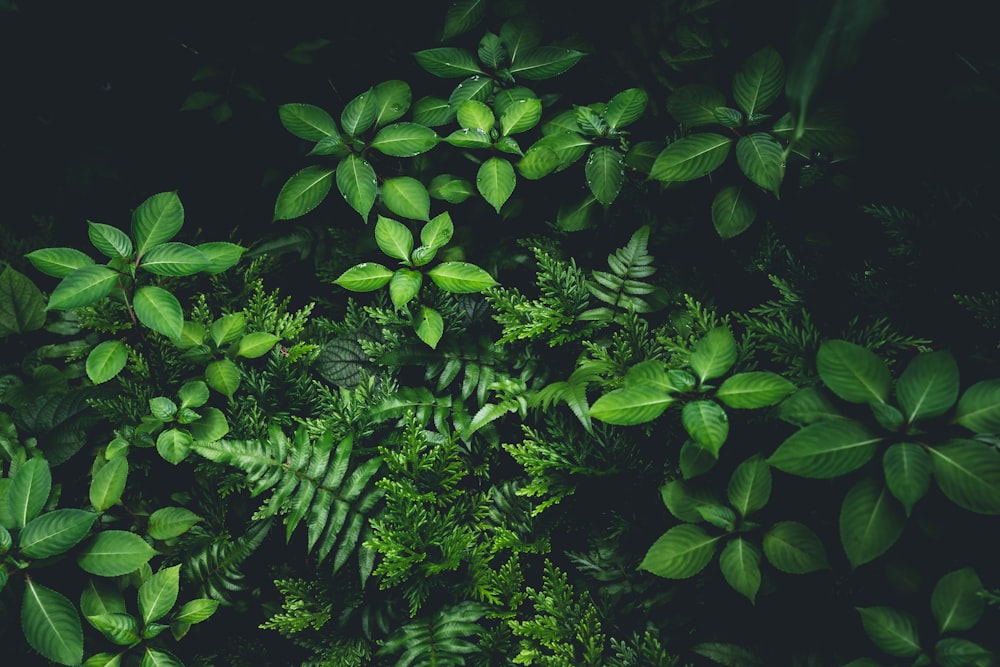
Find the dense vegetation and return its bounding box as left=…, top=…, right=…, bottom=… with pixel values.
left=2, top=0, right=999, bottom=665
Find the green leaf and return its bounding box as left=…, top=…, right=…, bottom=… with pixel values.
left=26, top=247, right=95, bottom=278
left=86, top=340, right=128, bottom=385
left=840, top=477, right=905, bottom=569
left=278, top=103, right=339, bottom=140
left=931, top=567, right=985, bottom=634
left=714, top=106, right=744, bottom=128
left=928, top=439, right=1000, bottom=514
left=556, top=194, right=601, bottom=231
left=500, top=97, right=542, bottom=136
left=209, top=312, right=245, bottom=347
left=140, top=647, right=183, bottom=667
left=429, top=175, right=475, bottom=203
left=816, top=340, right=891, bottom=405
left=719, top=538, right=762, bottom=604
left=173, top=598, right=220, bottom=624
left=769, top=419, right=881, bottom=478
left=517, top=145, right=560, bottom=179
left=428, top=261, right=498, bottom=293
left=80, top=578, right=126, bottom=617
left=443, top=0, right=485, bottom=40
left=421, top=212, right=454, bottom=249
left=444, top=127, right=492, bottom=148
left=477, top=157, right=516, bottom=213
left=779, top=387, right=845, bottom=426
left=139, top=565, right=180, bottom=625
left=525, top=132, right=591, bottom=172
left=732, top=47, right=785, bottom=117
left=8, top=456, right=51, bottom=528
left=333, top=263, right=394, bottom=291
left=83, top=652, right=125, bottom=667
left=78, top=530, right=157, bottom=576
left=178, top=381, right=209, bottom=409
left=762, top=521, right=829, bottom=573
left=273, top=166, right=335, bottom=221
left=414, top=306, right=444, bottom=349
left=882, top=443, right=931, bottom=516
left=389, top=269, right=422, bottom=308
left=773, top=107, right=857, bottom=160
left=711, top=185, right=757, bottom=239
left=336, top=155, right=378, bottom=220
left=412, top=96, right=455, bottom=126
left=0, top=266, right=45, bottom=335
left=666, top=84, right=726, bottom=127
left=690, top=327, right=737, bottom=383
left=456, top=99, right=494, bottom=132
left=150, top=397, right=178, bottom=421
left=590, top=386, right=674, bottom=425
left=308, top=134, right=349, bottom=157
left=717, top=371, right=796, bottom=408
left=132, top=192, right=184, bottom=259
left=19, top=509, right=97, bottom=558
left=448, top=75, right=494, bottom=106
left=85, top=612, right=140, bottom=646
left=856, top=607, right=922, bottom=658
left=187, top=407, right=229, bottom=442
left=156, top=429, right=193, bottom=465
left=413, top=47, right=483, bottom=77
left=382, top=177, right=430, bottom=221
left=509, top=46, right=585, bottom=80
left=196, top=241, right=245, bottom=274
left=90, top=456, right=128, bottom=511
left=728, top=455, right=772, bottom=517
left=649, top=133, right=732, bottom=182
left=22, top=580, right=84, bottom=665
left=47, top=265, right=120, bottom=310
left=736, top=133, right=785, bottom=196
left=660, top=479, right=717, bottom=523
left=896, top=351, right=960, bottom=423
left=87, top=222, right=133, bottom=259
left=370, top=122, right=438, bottom=157
left=681, top=400, right=729, bottom=456
left=147, top=507, right=202, bottom=540
left=934, top=638, right=994, bottom=667
left=585, top=146, right=625, bottom=207
left=955, top=379, right=1000, bottom=433
left=500, top=16, right=542, bottom=62
left=680, top=439, right=718, bottom=479
left=341, top=87, right=376, bottom=136
left=133, top=286, right=183, bottom=339
left=371, top=80, right=412, bottom=127
left=605, top=88, right=648, bottom=130
left=139, top=242, right=210, bottom=276
left=205, top=358, right=241, bottom=397
left=237, top=332, right=279, bottom=359
left=640, top=524, right=720, bottom=578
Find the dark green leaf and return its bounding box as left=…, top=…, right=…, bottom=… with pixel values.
left=649, top=133, right=732, bottom=182
left=955, top=379, right=1000, bottom=433
left=273, top=166, right=335, bottom=221
left=371, top=80, right=411, bottom=127
left=0, top=266, right=45, bottom=335
left=840, top=477, right=904, bottom=569
left=666, top=84, right=726, bottom=127
left=681, top=400, right=729, bottom=456
left=817, top=339, right=891, bottom=405
left=728, top=455, right=772, bottom=517
left=8, top=456, right=51, bottom=528
left=711, top=185, right=756, bottom=239
left=443, top=0, right=485, bottom=40
left=897, top=351, right=960, bottom=423
left=47, top=265, right=120, bottom=310
left=412, top=96, right=455, bottom=126
left=336, top=155, right=378, bottom=220
left=732, top=47, right=785, bottom=117
left=931, top=567, right=985, bottom=634
left=719, top=538, right=762, bottom=603
left=856, top=607, right=922, bottom=657
left=413, top=47, right=483, bottom=77
left=928, top=439, right=1000, bottom=514
left=736, top=132, right=785, bottom=196
left=78, top=530, right=157, bottom=576
left=769, top=419, right=881, bottom=478
left=640, top=524, right=720, bottom=578
left=585, top=146, right=625, bottom=207
left=19, top=509, right=97, bottom=558
left=882, top=443, right=931, bottom=515
left=22, top=580, right=84, bottom=665
left=762, top=521, right=829, bottom=573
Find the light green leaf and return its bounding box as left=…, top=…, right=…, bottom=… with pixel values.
left=882, top=443, right=932, bottom=516
left=717, top=371, right=795, bottom=408
left=78, top=530, right=157, bottom=576
left=83, top=652, right=124, bottom=667
left=209, top=312, right=245, bottom=347
left=728, top=455, right=772, bottom=517
left=666, top=84, right=726, bottom=128
left=237, top=332, right=279, bottom=358
left=370, top=122, right=438, bottom=157
left=19, top=509, right=97, bottom=558
left=896, top=351, right=959, bottom=423
left=139, top=242, right=210, bottom=276
left=525, top=131, right=592, bottom=172
left=779, top=387, right=845, bottom=426
left=429, top=175, right=475, bottom=203
left=640, top=524, right=720, bottom=578
left=412, top=96, right=456, bottom=126
left=140, top=648, right=183, bottom=667
left=711, top=185, right=756, bottom=239
left=605, top=88, right=648, bottom=130
left=856, top=607, right=922, bottom=658
left=381, top=177, right=431, bottom=221
left=732, top=47, right=785, bottom=117
left=585, top=146, right=625, bottom=207
left=156, top=429, right=192, bottom=465
left=336, top=154, right=378, bottom=220
left=928, top=439, right=1000, bottom=514
left=517, top=145, right=560, bottom=180
left=816, top=339, right=891, bottom=405
left=719, top=538, right=761, bottom=603
left=341, top=87, right=376, bottom=136
left=205, top=358, right=241, bottom=397
left=178, top=381, right=209, bottom=409
left=509, top=46, right=585, bottom=80
left=500, top=97, right=542, bottom=135
left=278, top=103, right=339, bottom=140
left=840, top=477, right=905, bottom=569
left=187, top=407, right=229, bottom=442
left=762, top=521, right=829, bottom=573
left=86, top=340, right=128, bottom=385
left=456, top=99, right=494, bottom=132
left=8, top=456, right=51, bottom=528
left=90, top=456, right=128, bottom=511
left=444, top=127, right=492, bottom=148
left=85, top=612, right=140, bottom=646
left=649, top=133, right=732, bottom=182
left=931, top=567, right=985, bottom=634
left=421, top=212, right=454, bottom=249
left=736, top=133, right=785, bottom=196
left=307, top=133, right=348, bottom=157
left=681, top=400, right=729, bottom=456
left=87, top=222, right=133, bottom=259
left=443, top=0, right=485, bottom=40
left=26, top=247, right=95, bottom=278
left=448, top=75, right=494, bottom=107
left=389, top=269, right=422, bottom=308
left=22, top=580, right=84, bottom=665
left=0, top=267, right=43, bottom=336
left=413, top=47, right=483, bottom=77
left=590, top=386, right=674, bottom=425
left=133, top=286, right=183, bottom=339
left=139, top=565, right=180, bottom=625
left=680, top=439, right=718, bottom=479
left=372, top=80, right=412, bottom=127
left=149, top=396, right=177, bottom=422
left=769, top=419, right=881, bottom=478
left=414, top=306, right=444, bottom=349
left=132, top=192, right=184, bottom=259
left=273, top=166, right=335, bottom=221
left=333, top=262, right=394, bottom=291
left=477, top=157, right=516, bottom=213
left=690, top=327, right=737, bottom=383
left=47, top=265, right=120, bottom=310
left=173, top=598, right=220, bottom=624
left=81, top=578, right=126, bottom=617
left=955, top=378, right=1000, bottom=433
left=196, top=241, right=245, bottom=274
left=147, top=507, right=202, bottom=540
left=428, top=261, right=498, bottom=293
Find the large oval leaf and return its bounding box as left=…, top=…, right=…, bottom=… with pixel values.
left=856, top=607, right=922, bottom=658
left=711, top=185, right=756, bottom=239
left=412, top=96, right=456, bottom=127
left=690, top=327, right=737, bottom=383
left=19, top=509, right=98, bottom=558
left=389, top=269, right=422, bottom=308
left=273, top=166, right=335, bottom=221
left=86, top=340, right=128, bottom=385
left=840, top=477, right=905, bottom=569
left=896, top=351, right=960, bottom=423
left=47, top=265, right=120, bottom=310
left=132, top=192, right=184, bottom=259
left=8, top=456, right=51, bottom=528
left=382, top=177, right=431, bottom=221
left=197, top=242, right=245, bottom=274
left=717, top=371, right=795, bottom=409
left=22, top=580, right=84, bottom=666
left=139, top=565, right=180, bottom=625
left=374, top=216, right=415, bottom=262
left=205, top=358, right=241, bottom=397
left=732, top=47, right=785, bottom=117
left=928, top=439, right=1000, bottom=514
left=147, top=507, right=202, bottom=540
left=736, top=133, right=785, bottom=196
left=139, top=242, right=210, bottom=276
left=372, top=79, right=412, bottom=127
left=585, top=146, right=625, bottom=207
left=421, top=212, right=454, bottom=249
left=413, top=47, right=483, bottom=77
left=427, top=262, right=498, bottom=293
left=649, top=133, right=732, bottom=183
left=133, top=286, right=183, bottom=340
left=278, top=103, right=339, bottom=140
left=640, top=524, right=720, bottom=579
left=727, top=455, right=772, bottom=517
left=681, top=400, right=729, bottom=456
left=26, top=247, right=96, bottom=278
left=500, top=98, right=543, bottom=136
left=333, top=263, right=394, bottom=291
left=762, top=521, right=829, bottom=573
left=882, top=442, right=932, bottom=517
left=590, top=386, right=674, bottom=425
left=443, top=0, right=486, bottom=40
left=85, top=612, right=140, bottom=646
left=931, top=567, right=985, bottom=634
left=816, top=339, right=891, bottom=405
left=779, top=387, right=845, bottom=426
left=954, top=379, right=1000, bottom=433
left=336, top=155, right=378, bottom=220
left=414, top=305, right=444, bottom=349
left=477, top=157, right=516, bottom=213
left=769, top=419, right=881, bottom=478
left=78, top=530, right=157, bottom=576
left=370, top=122, right=438, bottom=157
left=719, top=538, right=762, bottom=604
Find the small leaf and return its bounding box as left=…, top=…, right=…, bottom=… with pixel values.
left=77, top=530, right=157, bottom=576
left=585, top=146, right=625, bottom=207
left=147, top=507, right=202, bottom=540
left=690, top=327, right=737, bottom=383
left=273, top=166, right=335, bottom=221
left=779, top=387, right=845, bottom=426
left=443, top=0, right=486, bottom=40
left=237, top=332, right=279, bottom=359
left=209, top=312, right=245, bottom=347
left=86, top=340, right=128, bottom=385
left=816, top=339, right=891, bottom=405
left=680, top=439, right=717, bottom=479
left=640, top=524, right=720, bottom=578
left=382, top=177, right=431, bottom=221
left=370, top=122, right=438, bottom=157
left=421, top=212, right=454, bottom=249
left=717, top=371, right=796, bottom=408
left=428, top=261, right=498, bottom=293
left=414, top=306, right=444, bottom=348
left=840, top=477, right=905, bottom=569
left=333, top=263, right=394, bottom=291
left=719, top=538, right=762, bottom=604
left=711, top=185, right=757, bottom=239
left=769, top=419, right=881, bottom=478
left=173, top=598, right=220, bottom=624
left=336, top=155, right=378, bottom=220
left=341, top=87, right=377, bottom=136
left=896, top=351, right=960, bottom=423
left=139, top=242, right=210, bottom=276
left=736, top=133, right=785, bottom=196
left=509, top=46, right=585, bottom=80
left=681, top=400, right=729, bottom=456
left=187, top=407, right=228, bottom=442
left=666, top=84, right=726, bottom=127
left=90, top=456, right=128, bottom=512
left=0, top=266, right=45, bottom=335
left=605, top=88, right=648, bottom=130
left=931, top=567, right=985, bottom=634
left=732, top=47, right=785, bottom=117
left=500, top=97, right=543, bottom=135
left=456, top=99, right=495, bottom=132
left=762, top=521, right=829, bottom=573
left=87, top=222, right=133, bottom=259
left=412, top=96, right=456, bottom=126
left=8, top=456, right=51, bottom=528
left=477, top=157, right=516, bottom=213
left=139, top=565, right=180, bottom=625
left=47, top=265, right=120, bottom=310
left=429, top=175, right=476, bottom=203
left=955, top=379, right=1000, bottom=433
left=22, top=580, right=84, bottom=665
left=389, top=269, right=422, bottom=308
left=132, top=192, right=184, bottom=259
left=448, top=75, right=493, bottom=106
left=85, top=612, right=140, bottom=646
left=133, top=286, right=183, bottom=340
left=856, top=607, right=922, bottom=658
left=649, top=133, right=732, bottom=182
left=728, top=455, right=772, bottom=517
left=178, top=381, right=209, bottom=409
left=882, top=443, right=932, bottom=515
left=371, top=80, right=412, bottom=127
left=278, top=103, right=339, bottom=140
left=934, top=637, right=994, bottom=667
left=196, top=241, right=245, bottom=274
left=156, top=429, right=193, bottom=465
left=140, top=648, right=184, bottom=667
left=205, top=358, right=241, bottom=397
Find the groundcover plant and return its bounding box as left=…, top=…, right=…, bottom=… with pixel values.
left=2, top=0, right=999, bottom=665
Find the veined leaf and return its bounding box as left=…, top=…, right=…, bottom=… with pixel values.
left=769, top=419, right=881, bottom=478
left=8, top=456, right=51, bottom=528
left=477, top=157, right=516, bottom=213
left=413, top=47, right=483, bottom=77
left=375, top=216, right=415, bottom=262
left=188, top=407, right=229, bottom=442
left=934, top=637, right=994, bottom=667
left=429, top=174, right=475, bottom=203
left=690, top=327, right=737, bottom=383
left=717, top=371, right=795, bottom=408
left=172, top=598, right=220, bottom=624
left=371, top=79, right=411, bottom=127
left=711, top=185, right=756, bottom=239
left=341, top=87, right=376, bottom=136
left=660, top=479, right=718, bottom=523
left=209, top=312, right=245, bottom=347
left=147, top=507, right=202, bottom=540
left=732, top=47, right=785, bottom=117
left=736, top=133, right=785, bottom=196
left=278, top=103, right=339, bottom=140
left=0, top=266, right=45, bottom=335
left=720, top=538, right=762, bottom=604
left=590, top=386, right=674, bottom=425
left=205, top=358, right=241, bottom=397
left=605, top=88, right=648, bottom=130
left=762, top=521, right=829, bottom=573
left=931, top=568, right=985, bottom=634
left=448, top=75, right=494, bottom=107
left=370, top=122, right=438, bottom=157
left=428, top=261, right=498, bottom=293
left=666, top=84, right=726, bottom=128
left=133, top=286, right=183, bottom=339
left=779, top=387, right=845, bottom=426
left=237, top=332, right=279, bottom=359
left=955, top=378, right=1000, bottom=433
left=336, top=155, right=377, bottom=220
left=195, top=242, right=244, bottom=274
left=649, top=133, right=732, bottom=182
left=389, top=269, right=422, bottom=308
left=585, top=146, right=625, bottom=207
left=86, top=340, right=128, bottom=385
left=897, top=351, right=960, bottom=423
left=85, top=612, right=140, bottom=646
left=414, top=306, right=444, bottom=348
left=478, top=32, right=506, bottom=69
left=139, top=242, right=210, bottom=276
left=77, top=530, right=157, bottom=576
left=421, top=212, right=454, bottom=249
left=509, top=46, right=585, bottom=80
left=500, top=16, right=541, bottom=63
left=382, top=177, right=431, bottom=221
left=640, top=524, right=721, bottom=578
left=680, top=439, right=718, bottom=479
left=26, top=247, right=95, bottom=278
left=840, top=477, right=905, bottom=569
left=444, top=127, right=492, bottom=148
left=456, top=99, right=494, bottom=132
left=19, top=509, right=97, bottom=558
left=443, top=0, right=485, bottom=40
left=856, top=607, right=922, bottom=658
left=727, top=455, right=772, bottom=517
left=817, top=339, right=891, bottom=405
left=139, top=565, right=180, bottom=625
left=22, top=580, right=84, bottom=666
left=500, top=97, right=542, bottom=135
left=156, top=429, right=193, bottom=464
left=333, top=263, right=394, bottom=291
left=90, top=455, right=128, bottom=511
left=882, top=443, right=932, bottom=515
left=132, top=192, right=184, bottom=259
left=928, top=439, right=1000, bottom=514
left=47, top=265, right=120, bottom=310
left=412, top=96, right=456, bottom=126
left=87, top=222, right=133, bottom=259
left=273, top=166, right=335, bottom=221
left=140, top=648, right=183, bottom=667
left=681, top=400, right=729, bottom=457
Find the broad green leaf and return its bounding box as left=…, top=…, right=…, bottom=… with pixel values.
left=640, top=524, right=720, bottom=578
left=429, top=175, right=475, bottom=203
left=47, top=265, right=120, bottom=310
left=0, top=266, right=45, bottom=335
left=139, top=242, right=210, bottom=276
left=585, top=146, right=625, bottom=207
left=934, top=638, right=994, bottom=667
left=928, top=439, right=1000, bottom=514
left=140, top=648, right=184, bottom=667
left=509, top=46, right=585, bottom=80
left=762, top=521, right=829, bottom=573
left=414, top=306, right=444, bottom=349
left=412, top=96, right=456, bottom=126
left=85, top=612, right=140, bottom=646
left=727, top=455, right=772, bottom=517
left=341, top=87, right=376, bottom=136
left=680, top=439, right=717, bottom=479
left=524, top=132, right=591, bottom=172
left=816, top=339, right=891, bottom=405
left=133, top=286, right=183, bottom=339
left=371, top=79, right=412, bottom=127
left=856, top=607, right=922, bottom=658
left=605, top=88, right=648, bottom=130
left=717, top=371, right=796, bottom=408
left=19, top=509, right=97, bottom=558
left=477, top=157, right=516, bottom=213
left=444, top=127, right=492, bottom=148
left=22, top=580, right=84, bottom=665
left=666, top=84, right=726, bottom=127
left=732, top=47, right=785, bottom=117
left=336, top=155, right=378, bottom=220
left=714, top=106, right=744, bottom=128
left=196, top=242, right=245, bottom=274
left=26, top=247, right=95, bottom=278
left=209, top=312, right=245, bottom=347
left=307, top=134, right=348, bottom=157
left=83, top=652, right=124, bottom=667
left=625, top=140, right=662, bottom=174
left=86, top=340, right=128, bottom=385
left=173, top=598, right=220, bottom=624
left=769, top=419, right=881, bottom=478
left=87, top=222, right=133, bottom=259
left=237, top=332, right=279, bottom=358
left=81, top=578, right=126, bottom=617
left=139, top=565, right=180, bottom=625
left=8, top=456, right=51, bottom=528
left=278, top=103, right=339, bottom=140
left=147, top=507, right=202, bottom=540
left=205, top=358, right=241, bottom=397
left=776, top=107, right=857, bottom=160
left=132, top=192, right=184, bottom=259
left=443, top=0, right=486, bottom=40
left=931, top=567, right=985, bottom=634
left=896, top=351, right=960, bottom=423
left=448, top=75, right=494, bottom=107
left=696, top=504, right=737, bottom=531
left=500, top=97, right=542, bottom=135
left=187, top=407, right=229, bottom=442
left=840, top=477, right=904, bottom=569
left=720, top=538, right=761, bottom=603
left=156, top=429, right=192, bottom=465
left=736, top=133, right=785, bottom=196
left=78, top=530, right=157, bottom=576
left=428, top=262, right=498, bottom=293
left=955, top=379, right=1000, bottom=433
left=370, top=122, right=438, bottom=157
left=711, top=185, right=756, bottom=239
left=500, top=16, right=542, bottom=63
left=517, top=145, right=560, bottom=180
left=389, top=269, right=422, bottom=308
left=456, top=99, right=494, bottom=132
left=649, top=133, right=732, bottom=182
left=779, top=387, right=845, bottom=426
left=149, top=396, right=177, bottom=421
left=413, top=47, right=483, bottom=77
left=382, top=177, right=430, bottom=221
left=590, top=386, right=674, bottom=425
left=273, top=166, right=335, bottom=221
left=178, top=381, right=209, bottom=409
left=479, top=32, right=507, bottom=69
left=690, top=327, right=737, bottom=383
left=90, top=455, right=128, bottom=511
left=421, top=212, right=454, bottom=249
left=681, top=400, right=729, bottom=456
left=333, top=262, right=394, bottom=291
left=882, top=443, right=931, bottom=515
left=660, top=479, right=717, bottom=523
left=556, top=194, right=601, bottom=231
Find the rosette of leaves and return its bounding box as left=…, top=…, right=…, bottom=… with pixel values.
left=24, top=192, right=245, bottom=385
left=641, top=456, right=829, bottom=603
left=770, top=341, right=1000, bottom=569
left=847, top=567, right=997, bottom=666
left=332, top=213, right=498, bottom=348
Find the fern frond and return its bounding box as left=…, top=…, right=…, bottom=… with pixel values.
left=183, top=518, right=272, bottom=602
left=585, top=226, right=667, bottom=317
left=530, top=357, right=613, bottom=434
left=377, top=601, right=488, bottom=667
